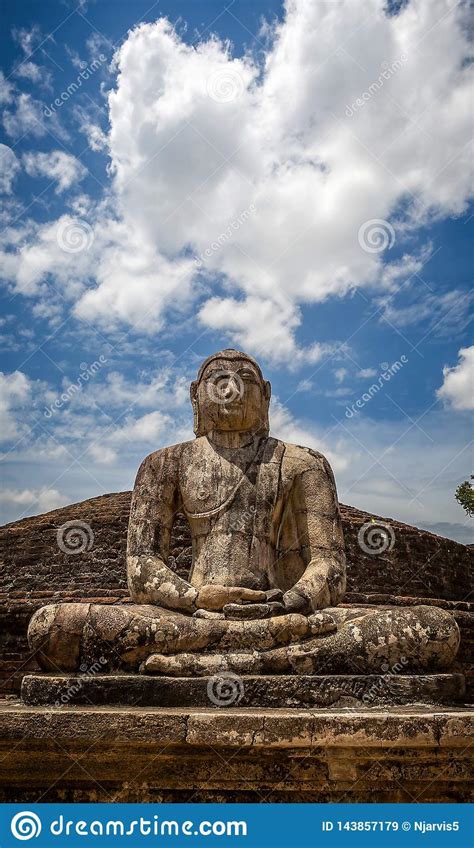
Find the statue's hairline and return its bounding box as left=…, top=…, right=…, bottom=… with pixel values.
left=195, top=350, right=265, bottom=385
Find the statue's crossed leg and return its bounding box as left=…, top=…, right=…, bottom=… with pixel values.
left=29, top=602, right=459, bottom=677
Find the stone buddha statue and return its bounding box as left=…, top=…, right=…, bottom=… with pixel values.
left=28, top=349, right=459, bottom=679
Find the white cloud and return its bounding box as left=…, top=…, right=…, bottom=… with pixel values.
left=23, top=150, right=87, bottom=193
left=2, top=92, right=67, bottom=141
left=0, top=71, right=14, bottom=105
left=199, top=295, right=336, bottom=365
left=437, top=346, right=474, bottom=411
left=1, top=1, right=473, bottom=365
left=77, top=118, right=108, bottom=152
left=3, top=92, right=46, bottom=138
left=357, top=368, right=377, bottom=378
left=109, top=410, right=170, bottom=445
left=0, top=486, right=66, bottom=513
left=0, top=370, right=33, bottom=443
left=334, top=368, right=347, bottom=383
left=0, top=144, right=21, bottom=194
left=14, top=62, right=52, bottom=90
left=12, top=24, right=45, bottom=57
left=270, top=398, right=350, bottom=473
left=0, top=215, right=94, bottom=296
left=377, top=287, right=473, bottom=336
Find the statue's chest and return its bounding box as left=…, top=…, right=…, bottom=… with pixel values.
left=179, top=451, right=257, bottom=519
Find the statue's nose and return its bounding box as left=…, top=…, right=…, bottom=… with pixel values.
left=223, top=379, right=236, bottom=398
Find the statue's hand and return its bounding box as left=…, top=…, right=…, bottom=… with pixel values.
left=282, top=588, right=311, bottom=615
left=195, top=584, right=266, bottom=612
left=223, top=601, right=285, bottom=620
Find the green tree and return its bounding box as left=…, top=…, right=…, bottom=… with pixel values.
left=455, top=475, right=474, bottom=517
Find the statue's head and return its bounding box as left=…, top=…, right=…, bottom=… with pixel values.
left=190, top=349, right=271, bottom=437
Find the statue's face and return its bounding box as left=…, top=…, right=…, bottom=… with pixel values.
left=194, top=357, right=270, bottom=433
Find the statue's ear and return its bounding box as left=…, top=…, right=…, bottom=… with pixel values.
left=264, top=380, right=271, bottom=401
left=190, top=380, right=200, bottom=436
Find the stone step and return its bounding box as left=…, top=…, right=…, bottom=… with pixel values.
left=21, top=672, right=466, bottom=709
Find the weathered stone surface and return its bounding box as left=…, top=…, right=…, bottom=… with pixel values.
left=24, top=350, right=462, bottom=685
left=1, top=349, right=471, bottom=703
left=0, top=702, right=472, bottom=802
left=21, top=672, right=466, bottom=708
left=2, top=501, right=472, bottom=694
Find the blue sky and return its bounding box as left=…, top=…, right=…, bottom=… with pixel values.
left=0, top=0, right=472, bottom=542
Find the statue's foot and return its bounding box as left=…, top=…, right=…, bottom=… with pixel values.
left=142, top=651, right=264, bottom=676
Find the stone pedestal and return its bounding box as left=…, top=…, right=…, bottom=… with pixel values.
left=21, top=672, right=466, bottom=708
left=0, top=700, right=472, bottom=802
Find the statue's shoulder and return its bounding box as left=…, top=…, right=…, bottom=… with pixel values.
left=137, top=439, right=194, bottom=473
left=279, top=440, right=333, bottom=476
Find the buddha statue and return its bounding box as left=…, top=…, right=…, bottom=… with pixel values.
left=28, top=349, right=460, bottom=678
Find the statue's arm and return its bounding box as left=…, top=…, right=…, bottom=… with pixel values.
left=126, top=450, right=198, bottom=613
left=283, top=454, right=346, bottom=613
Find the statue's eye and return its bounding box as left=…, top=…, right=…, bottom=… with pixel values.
left=240, top=370, right=256, bottom=381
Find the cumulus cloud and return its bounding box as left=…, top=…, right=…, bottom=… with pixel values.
left=0, top=0, right=472, bottom=364
left=0, top=144, right=21, bottom=194
left=437, top=346, right=474, bottom=411
left=23, top=150, right=87, bottom=193
left=199, top=295, right=337, bottom=365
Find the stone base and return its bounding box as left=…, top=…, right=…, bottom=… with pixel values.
left=21, top=672, right=466, bottom=708
left=0, top=700, right=472, bottom=802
